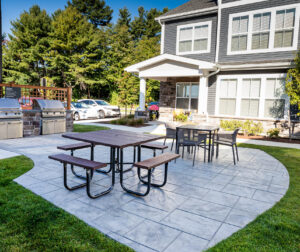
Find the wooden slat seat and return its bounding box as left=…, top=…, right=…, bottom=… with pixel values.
left=134, top=153, right=180, bottom=170
left=49, top=154, right=106, bottom=170
left=57, top=142, right=92, bottom=151
left=141, top=143, right=168, bottom=150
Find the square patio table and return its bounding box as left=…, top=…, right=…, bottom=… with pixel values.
left=176, top=125, right=219, bottom=162
left=62, top=129, right=165, bottom=192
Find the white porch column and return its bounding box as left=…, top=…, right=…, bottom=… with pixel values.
left=198, top=75, right=208, bottom=115
left=138, top=77, right=146, bottom=111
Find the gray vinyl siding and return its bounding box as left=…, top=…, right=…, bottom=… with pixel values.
left=164, top=14, right=217, bottom=62
left=222, top=0, right=239, bottom=3
left=207, top=75, right=217, bottom=115
left=219, top=0, right=300, bottom=63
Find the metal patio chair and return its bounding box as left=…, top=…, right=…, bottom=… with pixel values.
left=164, top=122, right=176, bottom=151
left=213, top=128, right=240, bottom=165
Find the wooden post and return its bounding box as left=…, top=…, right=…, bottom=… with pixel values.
left=67, top=87, right=72, bottom=110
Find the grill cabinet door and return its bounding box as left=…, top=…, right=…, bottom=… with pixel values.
left=7, top=121, right=23, bottom=139
left=0, top=121, right=8, bottom=140
left=54, top=119, right=66, bottom=134
left=42, top=119, right=55, bottom=135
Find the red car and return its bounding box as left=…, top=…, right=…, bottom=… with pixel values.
left=19, top=97, right=43, bottom=110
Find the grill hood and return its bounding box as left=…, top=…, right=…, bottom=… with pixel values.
left=33, top=99, right=65, bottom=111
left=0, top=98, right=21, bottom=111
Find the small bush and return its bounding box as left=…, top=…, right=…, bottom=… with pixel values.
left=173, top=112, right=188, bottom=122
left=220, top=120, right=243, bottom=131
left=110, top=116, right=144, bottom=127
left=220, top=120, right=264, bottom=136
left=267, top=128, right=280, bottom=138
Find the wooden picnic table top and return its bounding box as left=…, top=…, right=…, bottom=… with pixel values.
left=62, top=129, right=165, bottom=148
left=176, top=124, right=219, bottom=132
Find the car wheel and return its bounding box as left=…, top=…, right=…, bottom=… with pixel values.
left=74, top=113, right=80, bottom=121
left=98, top=110, right=105, bottom=119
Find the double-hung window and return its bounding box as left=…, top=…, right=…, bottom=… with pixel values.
left=176, top=83, right=199, bottom=110
left=252, top=12, right=271, bottom=49
left=274, top=8, right=295, bottom=48
left=177, top=22, right=211, bottom=54
left=228, top=4, right=299, bottom=54
left=218, top=79, right=237, bottom=116
left=231, top=16, right=249, bottom=51
left=241, top=79, right=261, bottom=117
left=264, top=78, right=286, bottom=118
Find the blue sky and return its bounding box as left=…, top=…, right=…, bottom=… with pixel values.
left=2, top=0, right=187, bottom=35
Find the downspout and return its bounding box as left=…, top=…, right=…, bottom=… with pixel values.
left=215, top=0, right=222, bottom=63
left=158, top=19, right=165, bottom=54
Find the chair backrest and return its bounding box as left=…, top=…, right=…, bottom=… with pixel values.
left=232, top=128, right=240, bottom=143
left=178, top=128, right=207, bottom=144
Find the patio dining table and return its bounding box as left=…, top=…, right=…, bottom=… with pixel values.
left=175, top=124, right=219, bottom=162
left=62, top=129, right=165, bottom=191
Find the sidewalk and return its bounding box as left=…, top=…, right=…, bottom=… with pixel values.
left=0, top=149, right=20, bottom=160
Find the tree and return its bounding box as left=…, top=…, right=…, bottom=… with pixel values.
left=286, top=51, right=300, bottom=114
left=0, top=0, right=2, bottom=83
left=130, top=7, right=146, bottom=40
left=3, top=5, right=51, bottom=84
left=117, top=7, right=131, bottom=28
left=68, top=0, right=113, bottom=27
left=47, top=6, right=106, bottom=96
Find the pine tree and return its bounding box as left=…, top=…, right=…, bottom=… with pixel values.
left=3, top=5, right=51, bottom=84
left=0, top=0, right=2, bottom=83
left=130, top=7, right=146, bottom=40
left=68, top=0, right=113, bottom=27
left=117, top=7, right=131, bottom=28
left=47, top=6, right=106, bottom=95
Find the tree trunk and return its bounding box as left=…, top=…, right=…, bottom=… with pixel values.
left=125, top=105, right=127, bottom=117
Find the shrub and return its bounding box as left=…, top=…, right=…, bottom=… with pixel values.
left=220, top=120, right=243, bottom=131
left=173, top=112, right=188, bottom=122
left=220, top=120, right=264, bottom=136
left=267, top=128, right=280, bottom=138
left=110, top=116, right=144, bottom=127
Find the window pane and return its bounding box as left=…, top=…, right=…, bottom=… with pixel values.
left=266, top=79, right=276, bottom=98
left=275, top=78, right=285, bottom=98
left=239, top=35, right=247, bottom=50
left=241, top=99, right=250, bottom=116
left=240, top=16, right=249, bottom=33
left=242, top=79, right=251, bottom=97
left=231, top=36, right=239, bottom=51
left=260, top=32, right=269, bottom=48
left=276, top=10, right=285, bottom=29
left=264, top=99, right=285, bottom=118
left=250, top=79, right=261, bottom=97
left=184, top=85, right=190, bottom=97
left=179, top=27, right=193, bottom=41
left=177, top=85, right=184, bottom=97
left=232, top=17, right=240, bottom=34
left=194, top=39, right=208, bottom=51
left=253, top=14, right=261, bottom=32
left=219, top=99, right=236, bottom=115
left=228, top=80, right=237, bottom=97
left=191, top=84, right=199, bottom=98
left=195, top=25, right=208, bottom=39
left=283, top=30, right=293, bottom=47
left=262, top=13, right=271, bottom=30
left=252, top=34, right=260, bottom=49
left=191, top=99, right=198, bottom=110
left=274, top=31, right=283, bottom=48
left=179, top=41, right=192, bottom=52
left=285, top=9, right=295, bottom=28
left=176, top=98, right=189, bottom=109
left=249, top=99, right=259, bottom=117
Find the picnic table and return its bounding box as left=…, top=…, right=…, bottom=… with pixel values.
left=62, top=129, right=165, bottom=190
left=175, top=124, right=219, bottom=162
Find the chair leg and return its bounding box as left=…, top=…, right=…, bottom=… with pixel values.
left=171, top=138, right=174, bottom=151
left=216, top=144, right=219, bottom=159
left=235, top=144, right=239, bottom=161
left=182, top=145, right=185, bottom=158
left=232, top=145, right=236, bottom=165
left=204, top=142, right=207, bottom=163
left=193, top=145, right=196, bottom=166
left=63, top=163, right=86, bottom=191
left=164, top=137, right=167, bottom=145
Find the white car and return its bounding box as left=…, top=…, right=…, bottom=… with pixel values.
left=78, top=99, right=120, bottom=118
left=66, top=102, right=99, bottom=121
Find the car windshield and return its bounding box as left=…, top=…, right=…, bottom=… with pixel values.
left=96, top=100, right=109, bottom=106
left=73, top=102, right=88, bottom=109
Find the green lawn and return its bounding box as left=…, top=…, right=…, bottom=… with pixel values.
left=207, top=144, right=300, bottom=252
left=73, top=124, right=110, bottom=132
left=0, top=155, right=132, bottom=251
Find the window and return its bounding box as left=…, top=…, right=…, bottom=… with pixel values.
left=218, top=79, right=237, bottom=116
left=274, top=9, right=295, bottom=48
left=252, top=12, right=271, bottom=49
left=264, top=78, right=285, bottom=118
left=231, top=16, right=248, bottom=51
left=176, top=83, right=199, bottom=110
left=177, top=21, right=211, bottom=54
left=228, top=4, right=299, bottom=54
left=241, top=79, right=261, bottom=117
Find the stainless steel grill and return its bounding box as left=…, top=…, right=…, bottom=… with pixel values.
left=33, top=99, right=66, bottom=135
left=0, top=98, right=23, bottom=140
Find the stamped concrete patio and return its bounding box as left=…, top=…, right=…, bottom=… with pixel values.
left=1, top=132, right=289, bottom=252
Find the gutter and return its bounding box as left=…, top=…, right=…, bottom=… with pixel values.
left=215, top=0, right=222, bottom=63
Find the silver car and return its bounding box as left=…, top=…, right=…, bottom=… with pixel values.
left=78, top=99, right=120, bottom=118
left=67, top=102, right=98, bottom=121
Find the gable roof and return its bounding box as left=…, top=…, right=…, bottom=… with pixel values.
left=157, top=0, right=218, bottom=21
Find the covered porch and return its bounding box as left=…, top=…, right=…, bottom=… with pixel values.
left=125, top=54, right=217, bottom=121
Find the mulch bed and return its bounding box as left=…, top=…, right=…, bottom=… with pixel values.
left=237, top=135, right=300, bottom=144
left=97, top=121, right=150, bottom=128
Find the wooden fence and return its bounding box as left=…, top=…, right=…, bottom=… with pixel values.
left=0, top=83, right=72, bottom=109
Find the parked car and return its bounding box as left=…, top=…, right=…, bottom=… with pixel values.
left=19, top=96, right=43, bottom=110
left=64, top=102, right=99, bottom=121
left=78, top=99, right=120, bottom=118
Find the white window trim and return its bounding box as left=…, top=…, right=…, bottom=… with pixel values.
left=175, top=82, right=199, bottom=111
left=215, top=74, right=289, bottom=120
left=227, top=3, right=300, bottom=55
left=176, top=21, right=212, bottom=56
